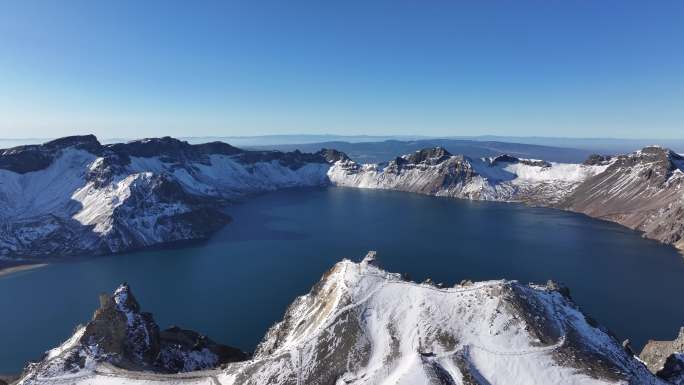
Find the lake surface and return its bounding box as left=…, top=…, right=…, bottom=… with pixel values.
left=2, top=187, right=684, bottom=373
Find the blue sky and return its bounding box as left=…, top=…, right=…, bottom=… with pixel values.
left=0, top=1, right=682, bottom=139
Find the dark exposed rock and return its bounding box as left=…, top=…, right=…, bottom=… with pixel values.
left=546, top=280, right=571, bottom=299
left=360, top=250, right=378, bottom=266
left=401, top=146, right=452, bottom=165
left=640, top=327, right=684, bottom=374
left=158, top=326, right=248, bottom=372
left=656, top=353, right=684, bottom=384
left=583, top=154, right=612, bottom=166
left=490, top=154, right=520, bottom=165
left=316, top=148, right=350, bottom=163
left=20, top=283, right=248, bottom=378
left=622, top=339, right=636, bottom=356
left=43, top=135, right=102, bottom=153
left=106, top=137, right=204, bottom=162
left=0, top=146, right=52, bottom=173
left=490, top=154, right=550, bottom=167
left=0, top=135, right=103, bottom=174
left=519, top=158, right=551, bottom=167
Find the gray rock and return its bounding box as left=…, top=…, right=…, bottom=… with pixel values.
left=640, top=327, right=684, bottom=374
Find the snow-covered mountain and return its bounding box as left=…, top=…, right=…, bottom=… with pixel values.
left=328, top=146, right=684, bottom=251
left=15, top=253, right=667, bottom=385
left=328, top=147, right=609, bottom=204
left=0, top=135, right=347, bottom=259
left=2, top=136, right=683, bottom=261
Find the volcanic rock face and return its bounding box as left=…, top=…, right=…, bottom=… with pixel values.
left=559, top=146, right=684, bottom=250
left=641, top=327, right=684, bottom=384
left=0, top=136, right=340, bottom=259
left=16, top=254, right=664, bottom=385
left=18, top=283, right=246, bottom=383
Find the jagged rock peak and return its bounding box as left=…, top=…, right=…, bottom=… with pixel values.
left=360, top=250, right=378, bottom=266
left=490, top=154, right=520, bottom=164
left=401, top=146, right=452, bottom=164
left=487, top=153, right=552, bottom=168
left=583, top=154, right=613, bottom=166
left=316, top=148, right=351, bottom=163
left=18, top=283, right=247, bottom=381
left=633, top=145, right=684, bottom=162
left=112, top=283, right=141, bottom=314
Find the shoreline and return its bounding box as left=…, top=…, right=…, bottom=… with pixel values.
left=0, top=263, right=48, bottom=278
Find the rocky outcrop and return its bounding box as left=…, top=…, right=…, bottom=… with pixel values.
left=640, top=327, right=684, bottom=384
left=18, top=283, right=246, bottom=383
left=16, top=253, right=663, bottom=384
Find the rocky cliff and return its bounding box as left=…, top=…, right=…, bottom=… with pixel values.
left=18, top=283, right=246, bottom=384
left=559, top=146, right=684, bottom=251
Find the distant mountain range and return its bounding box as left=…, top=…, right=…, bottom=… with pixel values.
left=3, top=135, right=683, bottom=160
left=248, top=138, right=596, bottom=164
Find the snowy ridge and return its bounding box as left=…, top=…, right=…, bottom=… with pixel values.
left=17, top=253, right=664, bottom=384
left=327, top=148, right=609, bottom=204
left=0, top=136, right=338, bottom=259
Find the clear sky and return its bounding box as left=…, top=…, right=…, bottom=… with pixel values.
left=0, top=0, right=682, bottom=139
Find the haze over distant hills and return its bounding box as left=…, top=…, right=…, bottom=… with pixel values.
left=249, top=139, right=594, bottom=164
left=4, top=135, right=683, bottom=159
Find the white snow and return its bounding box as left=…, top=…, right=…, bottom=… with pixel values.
left=18, top=258, right=661, bottom=385
left=328, top=155, right=610, bottom=204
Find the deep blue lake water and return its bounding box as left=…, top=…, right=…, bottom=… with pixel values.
left=2, top=187, right=684, bottom=373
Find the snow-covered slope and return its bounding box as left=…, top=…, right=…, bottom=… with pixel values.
left=0, top=136, right=344, bottom=259
left=327, top=147, right=609, bottom=204
left=16, top=252, right=664, bottom=385
left=560, top=146, right=684, bottom=251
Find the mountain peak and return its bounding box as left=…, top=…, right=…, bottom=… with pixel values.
left=400, top=146, right=452, bottom=165
left=112, top=282, right=140, bottom=314
left=43, top=134, right=101, bottom=151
